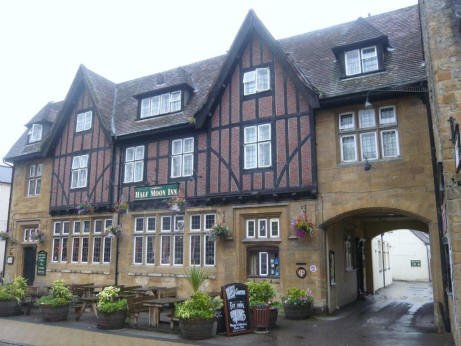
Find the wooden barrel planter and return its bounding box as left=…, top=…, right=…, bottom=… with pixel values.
left=39, top=304, right=69, bottom=322
left=251, top=306, right=270, bottom=333
left=97, top=310, right=127, bottom=329
left=179, top=318, right=215, bottom=340
left=283, top=303, right=312, bottom=320
left=0, top=300, right=20, bottom=316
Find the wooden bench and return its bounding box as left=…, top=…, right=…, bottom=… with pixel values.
left=158, top=287, right=177, bottom=298
left=126, top=296, right=155, bottom=327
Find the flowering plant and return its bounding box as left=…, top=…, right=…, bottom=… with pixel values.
left=78, top=200, right=94, bottom=215
left=31, top=229, right=46, bottom=243
left=168, top=196, right=185, bottom=207
left=292, top=214, right=314, bottom=237
left=113, top=201, right=128, bottom=213
left=104, top=225, right=122, bottom=238
left=209, top=222, right=229, bottom=241
left=97, top=286, right=127, bottom=313
left=282, top=287, right=313, bottom=306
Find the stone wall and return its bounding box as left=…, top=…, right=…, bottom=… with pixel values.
left=420, top=0, right=461, bottom=342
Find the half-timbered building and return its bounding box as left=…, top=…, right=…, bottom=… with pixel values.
left=2, top=5, right=449, bottom=329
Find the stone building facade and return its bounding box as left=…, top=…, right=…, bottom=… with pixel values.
left=420, top=0, right=461, bottom=342
left=1, top=4, right=449, bottom=332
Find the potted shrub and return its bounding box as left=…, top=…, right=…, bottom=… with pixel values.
left=38, top=280, right=72, bottom=321
left=113, top=201, right=128, bottom=213
left=96, top=286, right=127, bottom=329
left=282, top=287, right=314, bottom=320
left=175, top=291, right=220, bottom=340
left=168, top=196, right=185, bottom=212
left=246, top=281, right=281, bottom=329
left=103, top=225, right=122, bottom=238
left=0, top=276, right=28, bottom=316
left=209, top=222, right=229, bottom=241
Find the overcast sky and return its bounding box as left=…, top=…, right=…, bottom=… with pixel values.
left=0, top=0, right=417, bottom=161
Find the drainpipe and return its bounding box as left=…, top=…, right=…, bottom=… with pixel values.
left=2, top=164, right=14, bottom=279
left=381, top=234, right=386, bottom=288
left=114, top=144, right=122, bottom=286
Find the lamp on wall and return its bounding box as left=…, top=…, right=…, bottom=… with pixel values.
left=364, top=93, right=373, bottom=109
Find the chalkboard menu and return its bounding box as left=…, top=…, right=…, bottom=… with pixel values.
left=221, top=283, right=251, bottom=336
left=37, top=250, right=47, bottom=276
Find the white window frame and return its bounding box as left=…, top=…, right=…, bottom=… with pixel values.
left=160, top=235, right=171, bottom=265
left=29, top=123, right=42, bottom=143
left=53, top=222, right=61, bottom=236
left=173, top=234, right=184, bottom=266
left=244, top=124, right=271, bottom=169
left=80, top=236, right=89, bottom=264
left=161, top=216, right=171, bottom=232
left=360, top=46, right=379, bottom=73
left=60, top=237, right=68, bottom=263
left=340, top=134, right=357, bottom=162
left=204, top=214, right=216, bottom=231
left=76, top=111, right=93, bottom=132
left=380, top=129, right=400, bottom=158
left=134, top=217, right=144, bottom=233
left=258, top=219, right=267, bottom=238
left=189, top=234, right=201, bottom=266
left=145, top=235, right=155, bottom=265
left=204, top=235, right=216, bottom=267
left=190, top=214, right=201, bottom=232
left=93, top=220, right=103, bottom=234
left=133, top=235, right=144, bottom=264
left=83, top=220, right=90, bottom=234
left=124, top=145, right=144, bottom=183
left=92, top=236, right=102, bottom=263
left=358, top=109, right=376, bottom=129
left=102, top=237, right=112, bottom=264
left=146, top=216, right=156, bottom=233
left=174, top=215, right=185, bottom=232
left=259, top=252, right=269, bottom=277
left=70, top=154, right=89, bottom=189
left=339, top=112, right=355, bottom=131
left=344, top=46, right=379, bottom=76
left=360, top=132, right=379, bottom=161
left=270, top=218, right=280, bottom=238
left=73, top=221, right=81, bottom=234
left=379, top=106, right=397, bottom=126
left=171, top=137, right=194, bottom=178
left=243, top=67, right=271, bottom=96
left=52, top=238, right=61, bottom=263
left=27, top=164, right=42, bottom=196
left=71, top=237, right=80, bottom=263
left=246, top=219, right=256, bottom=239
left=140, top=91, right=182, bottom=118
left=62, top=221, right=70, bottom=235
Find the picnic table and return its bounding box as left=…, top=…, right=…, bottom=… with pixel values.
left=75, top=296, right=98, bottom=321
left=144, top=297, right=185, bottom=329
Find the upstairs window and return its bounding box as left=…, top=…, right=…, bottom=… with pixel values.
left=171, top=138, right=194, bottom=178
left=140, top=91, right=181, bottom=118
left=27, top=164, right=42, bottom=196
left=28, top=124, right=42, bottom=143
left=124, top=146, right=144, bottom=183
left=243, top=68, right=270, bottom=95
left=345, top=46, right=379, bottom=76
left=244, top=124, right=271, bottom=169
left=71, top=154, right=88, bottom=189
left=76, top=111, right=92, bottom=132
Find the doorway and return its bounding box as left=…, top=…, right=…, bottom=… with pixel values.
left=23, top=246, right=36, bottom=285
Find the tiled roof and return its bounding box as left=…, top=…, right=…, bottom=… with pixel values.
left=6, top=5, right=425, bottom=160
left=26, top=101, right=63, bottom=126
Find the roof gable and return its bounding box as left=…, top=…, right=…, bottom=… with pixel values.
left=194, top=9, right=319, bottom=128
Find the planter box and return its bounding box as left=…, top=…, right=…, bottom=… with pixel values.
left=179, top=318, right=215, bottom=340
left=283, top=303, right=312, bottom=320
left=97, top=310, right=127, bottom=329
left=39, top=304, right=69, bottom=322
left=0, top=299, right=20, bottom=316
left=250, top=307, right=278, bottom=329
left=252, top=306, right=270, bottom=330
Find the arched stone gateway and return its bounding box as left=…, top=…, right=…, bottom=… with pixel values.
left=320, top=207, right=446, bottom=332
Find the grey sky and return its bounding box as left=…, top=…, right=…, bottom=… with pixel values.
left=0, top=0, right=417, bottom=161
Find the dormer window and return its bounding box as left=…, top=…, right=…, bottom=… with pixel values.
left=243, top=68, right=270, bottom=96
left=140, top=91, right=181, bottom=118
left=28, top=124, right=42, bottom=143
left=345, top=46, right=379, bottom=76
left=76, top=111, right=93, bottom=132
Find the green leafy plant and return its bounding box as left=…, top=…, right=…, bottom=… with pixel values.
left=0, top=276, right=28, bottom=303
left=38, top=280, right=72, bottom=307
left=0, top=231, right=9, bottom=240
left=246, top=281, right=280, bottom=308
left=168, top=196, right=185, bottom=208
left=282, top=287, right=313, bottom=306
left=292, top=214, right=314, bottom=237
left=185, top=266, right=208, bottom=293
left=211, top=296, right=223, bottom=311
left=209, top=222, right=229, bottom=241
left=96, top=286, right=127, bottom=313
left=175, top=291, right=215, bottom=320
left=113, top=201, right=128, bottom=213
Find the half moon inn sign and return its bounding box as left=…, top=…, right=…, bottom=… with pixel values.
left=221, top=283, right=251, bottom=336
left=134, top=183, right=179, bottom=200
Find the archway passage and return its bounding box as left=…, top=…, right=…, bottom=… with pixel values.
left=323, top=208, right=445, bottom=334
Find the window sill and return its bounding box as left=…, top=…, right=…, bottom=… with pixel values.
left=338, top=156, right=402, bottom=167
left=340, top=69, right=386, bottom=81
left=242, top=238, right=281, bottom=243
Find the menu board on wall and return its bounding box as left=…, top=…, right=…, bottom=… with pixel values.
left=36, top=250, right=47, bottom=276
left=221, top=283, right=251, bottom=336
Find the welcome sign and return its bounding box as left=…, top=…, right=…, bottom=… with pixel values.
left=134, top=184, right=179, bottom=200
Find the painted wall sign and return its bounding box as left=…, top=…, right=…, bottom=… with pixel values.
left=296, top=267, right=307, bottom=278
left=7, top=256, right=14, bottom=265
left=36, top=250, right=47, bottom=276
left=134, top=183, right=179, bottom=200
left=221, top=283, right=251, bottom=336
left=309, top=264, right=317, bottom=273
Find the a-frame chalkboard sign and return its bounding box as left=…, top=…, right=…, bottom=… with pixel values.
left=221, top=283, right=252, bottom=336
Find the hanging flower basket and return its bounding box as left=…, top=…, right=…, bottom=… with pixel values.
left=78, top=202, right=94, bottom=215
left=209, top=222, right=229, bottom=241
left=292, top=214, right=314, bottom=238
left=0, top=231, right=9, bottom=241
left=113, top=201, right=128, bottom=214
left=103, top=225, right=122, bottom=238
left=31, top=229, right=46, bottom=243
left=168, top=196, right=185, bottom=212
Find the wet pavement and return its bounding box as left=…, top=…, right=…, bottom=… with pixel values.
left=0, top=281, right=454, bottom=346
